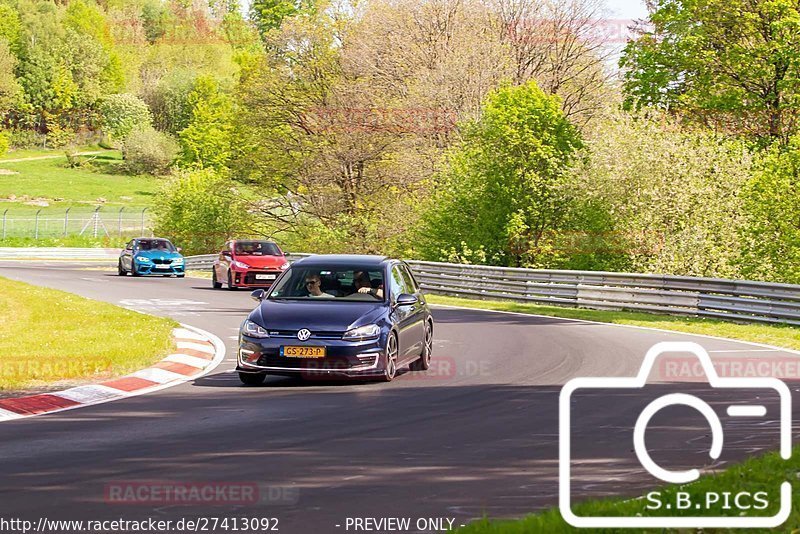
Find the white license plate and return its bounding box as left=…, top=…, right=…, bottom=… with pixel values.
left=155, top=265, right=170, bottom=269
left=255, top=274, right=276, bottom=280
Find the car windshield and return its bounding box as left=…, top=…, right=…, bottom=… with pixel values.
left=234, top=241, right=281, bottom=256
left=268, top=265, right=384, bottom=301
left=136, top=239, right=176, bottom=252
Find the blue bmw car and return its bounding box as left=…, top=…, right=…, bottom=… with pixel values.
left=118, top=238, right=185, bottom=277
left=237, top=255, right=433, bottom=384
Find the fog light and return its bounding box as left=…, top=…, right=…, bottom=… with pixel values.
left=239, top=348, right=260, bottom=363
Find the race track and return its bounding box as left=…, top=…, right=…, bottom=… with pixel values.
left=0, top=263, right=796, bottom=533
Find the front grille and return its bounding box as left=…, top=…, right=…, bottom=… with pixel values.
left=152, top=258, right=172, bottom=265
left=267, top=330, right=346, bottom=340
left=244, top=271, right=280, bottom=285
left=256, top=354, right=361, bottom=370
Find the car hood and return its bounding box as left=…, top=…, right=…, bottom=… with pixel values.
left=135, top=250, right=183, bottom=260
left=235, top=255, right=287, bottom=268
left=251, top=299, right=385, bottom=332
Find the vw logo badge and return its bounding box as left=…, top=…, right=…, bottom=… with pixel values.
left=297, top=329, right=311, bottom=341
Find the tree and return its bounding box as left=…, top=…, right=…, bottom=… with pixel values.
left=153, top=168, right=254, bottom=255
left=235, top=3, right=421, bottom=251
left=491, top=0, right=615, bottom=125
left=740, top=138, right=800, bottom=283
left=573, top=110, right=753, bottom=278
left=418, top=81, right=583, bottom=266
left=178, top=76, right=233, bottom=169
left=0, top=40, right=20, bottom=114
left=250, top=0, right=313, bottom=38
left=98, top=93, right=152, bottom=141
left=621, top=0, right=800, bottom=142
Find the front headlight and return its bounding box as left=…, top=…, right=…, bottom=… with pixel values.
left=173, top=258, right=184, bottom=264
left=135, top=256, right=151, bottom=263
left=343, top=324, right=381, bottom=341
left=243, top=320, right=270, bottom=338
left=279, top=262, right=290, bottom=270
left=233, top=260, right=250, bottom=269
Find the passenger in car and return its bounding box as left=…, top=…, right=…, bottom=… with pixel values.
left=305, top=274, right=335, bottom=298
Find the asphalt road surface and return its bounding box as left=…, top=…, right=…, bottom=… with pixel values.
left=0, top=263, right=797, bottom=533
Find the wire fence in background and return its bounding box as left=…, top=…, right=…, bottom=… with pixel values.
left=0, top=207, right=153, bottom=239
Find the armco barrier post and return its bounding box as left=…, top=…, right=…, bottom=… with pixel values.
left=141, top=207, right=148, bottom=236
left=34, top=209, right=41, bottom=239
left=1, top=209, right=6, bottom=239
left=118, top=207, right=124, bottom=235
left=64, top=207, right=70, bottom=236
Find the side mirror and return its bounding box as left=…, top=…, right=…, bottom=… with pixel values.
left=177, top=247, right=182, bottom=253
left=396, top=293, right=418, bottom=307
left=251, top=289, right=266, bottom=302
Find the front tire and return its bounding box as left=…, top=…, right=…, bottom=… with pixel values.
left=410, top=320, right=433, bottom=371
left=381, top=332, right=398, bottom=382
left=239, top=372, right=266, bottom=386
left=117, top=260, right=126, bottom=276
left=226, top=270, right=236, bottom=290
left=131, top=265, right=141, bottom=277
left=212, top=268, right=222, bottom=289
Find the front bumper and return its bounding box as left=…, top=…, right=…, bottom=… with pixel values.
left=237, top=334, right=386, bottom=378
left=134, top=262, right=185, bottom=275
left=230, top=269, right=282, bottom=287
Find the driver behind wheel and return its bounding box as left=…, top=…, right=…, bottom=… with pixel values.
left=353, top=270, right=384, bottom=299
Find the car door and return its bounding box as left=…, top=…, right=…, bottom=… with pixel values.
left=389, top=264, right=421, bottom=359
left=122, top=240, right=134, bottom=270
left=399, top=264, right=426, bottom=356
left=217, top=241, right=231, bottom=280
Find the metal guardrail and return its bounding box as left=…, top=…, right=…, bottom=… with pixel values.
left=183, top=254, right=800, bottom=326
left=4, top=248, right=792, bottom=326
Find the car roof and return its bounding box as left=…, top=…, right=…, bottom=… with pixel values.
left=134, top=237, right=172, bottom=241
left=293, top=254, right=390, bottom=268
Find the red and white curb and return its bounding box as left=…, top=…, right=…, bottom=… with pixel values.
left=0, top=324, right=225, bottom=422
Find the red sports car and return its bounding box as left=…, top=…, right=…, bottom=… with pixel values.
left=212, top=240, right=290, bottom=290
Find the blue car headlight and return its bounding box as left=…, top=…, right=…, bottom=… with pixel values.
left=343, top=324, right=381, bottom=341
left=135, top=256, right=151, bottom=263
left=243, top=320, right=270, bottom=338
left=173, top=258, right=184, bottom=265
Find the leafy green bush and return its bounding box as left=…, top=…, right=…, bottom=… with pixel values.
left=740, top=138, right=800, bottom=284
left=122, top=125, right=179, bottom=175
left=45, top=123, right=75, bottom=148
left=574, top=111, right=752, bottom=278
left=0, top=131, right=8, bottom=157
left=7, top=129, right=42, bottom=149
left=178, top=76, right=234, bottom=169
left=153, top=168, right=253, bottom=255
left=98, top=93, right=153, bottom=142
left=417, top=81, right=583, bottom=267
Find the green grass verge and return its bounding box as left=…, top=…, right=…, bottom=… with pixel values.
left=0, top=235, right=128, bottom=248
left=0, top=148, right=158, bottom=216
left=0, top=276, right=178, bottom=391
left=426, top=295, right=800, bottom=533
left=458, top=445, right=796, bottom=533
left=427, top=295, right=800, bottom=352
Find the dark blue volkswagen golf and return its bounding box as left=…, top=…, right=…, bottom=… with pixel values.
left=237, top=255, right=433, bottom=384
